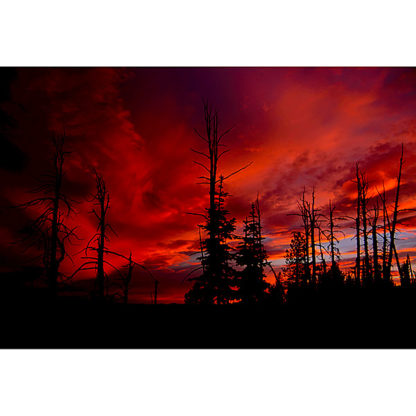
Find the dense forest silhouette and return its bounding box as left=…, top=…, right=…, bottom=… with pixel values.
left=1, top=89, right=416, bottom=347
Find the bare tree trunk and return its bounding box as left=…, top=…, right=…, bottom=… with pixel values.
left=382, top=193, right=388, bottom=280
left=295, top=256, right=300, bottom=286
left=19, top=134, right=76, bottom=298
left=123, top=254, right=133, bottom=304
left=48, top=189, right=60, bottom=296
left=328, top=200, right=336, bottom=273
left=204, top=105, right=220, bottom=303
left=97, top=192, right=106, bottom=298
left=361, top=174, right=371, bottom=283
left=301, top=189, right=310, bottom=285
left=387, top=144, right=404, bottom=280
left=47, top=136, right=65, bottom=297
left=393, top=243, right=401, bottom=282
left=409, top=254, right=415, bottom=282
left=198, top=226, right=205, bottom=273
left=372, top=222, right=380, bottom=282
left=309, top=189, right=317, bottom=285
left=378, top=184, right=391, bottom=282
left=318, top=228, right=327, bottom=276
left=93, top=172, right=110, bottom=300
left=355, top=164, right=361, bottom=285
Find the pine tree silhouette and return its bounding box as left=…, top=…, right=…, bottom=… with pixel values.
left=185, top=176, right=237, bottom=304
left=235, top=198, right=270, bottom=303
left=284, top=231, right=308, bottom=288
left=185, top=102, right=251, bottom=304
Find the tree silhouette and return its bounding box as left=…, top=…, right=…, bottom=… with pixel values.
left=185, top=102, right=251, bottom=304
left=296, top=189, right=311, bottom=284
left=317, top=227, right=327, bottom=278
left=71, top=171, right=116, bottom=300
left=371, top=201, right=381, bottom=283
left=386, top=144, right=404, bottom=281
left=121, top=252, right=134, bottom=304
left=18, top=134, right=77, bottom=296
left=378, top=183, right=391, bottom=283
left=185, top=176, right=237, bottom=304
left=322, top=200, right=344, bottom=286
left=235, top=197, right=270, bottom=303
left=108, top=250, right=157, bottom=304
left=400, top=254, right=414, bottom=287
left=295, top=188, right=320, bottom=285
left=359, top=170, right=371, bottom=284
left=284, top=231, right=308, bottom=288
left=327, top=201, right=339, bottom=271
left=354, top=164, right=362, bottom=286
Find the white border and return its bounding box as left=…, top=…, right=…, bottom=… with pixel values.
left=1, top=0, right=415, bottom=66
left=1, top=350, right=416, bottom=416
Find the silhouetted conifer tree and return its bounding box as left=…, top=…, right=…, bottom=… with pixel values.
left=186, top=176, right=237, bottom=303
left=235, top=198, right=270, bottom=303
left=400, top=255, right=412, bottom=288
left=185, top=103, right=251, bottom=304
left=284, top=231, right=308, bottom=287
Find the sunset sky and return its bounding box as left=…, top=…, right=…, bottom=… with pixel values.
left=1, top=67, right=416, bottom=302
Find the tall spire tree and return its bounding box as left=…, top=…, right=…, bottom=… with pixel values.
left=355, top=164, right=362, bottom=286
left=324, top=200, right=344, bottom=284
left=298, top=188, right=320, bottom=285
left=378, top=183, right=390, bottom=283
left=371, top=202, right=381, bottom=283
left=386, top=144, right=404, bottom=281
left=359, top=171, right=371, bottom=284
left=18, top=133, right=77, bottom=297
left=71, top=171, right=117, bottom=300
left=185, top=103, right=251, bottom=304
left=297, top=189, right=311, bottom=284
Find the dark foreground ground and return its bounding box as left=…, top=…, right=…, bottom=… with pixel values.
left=2, top=287, right=416, bottom=348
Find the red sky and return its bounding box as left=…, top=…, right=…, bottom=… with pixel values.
left=1, top=67, right=416, bottom=302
